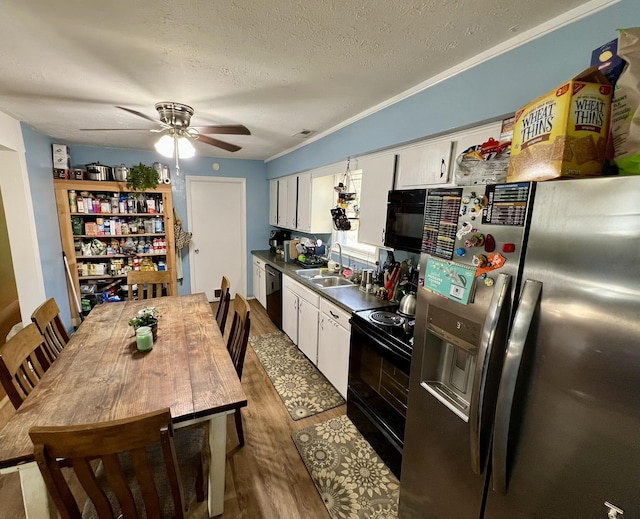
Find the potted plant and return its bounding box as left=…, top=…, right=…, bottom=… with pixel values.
left=128, top=307, right=160, bottom=340
left=126, top=163, right=159, bottom=196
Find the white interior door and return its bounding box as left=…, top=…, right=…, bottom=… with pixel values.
left=187, top=176, right=246, bottom=301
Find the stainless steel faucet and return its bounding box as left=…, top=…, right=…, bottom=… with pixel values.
left=336, top=242, right=343, bottom=273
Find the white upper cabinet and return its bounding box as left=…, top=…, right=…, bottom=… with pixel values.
left=450, top=121, right=503, bottom=161
left=357, top=153, right=396, bottom=248
left=395, top=137, right=454, bottom=189
left=269, top=179, right=279, bottom=226
left=270, top=172, right=334, bottom=233
left=393, top=120, right=504, bottom=189
left=285, top=176, right=298, bottom=229
left=296, top=172, right=312, bottom=232
left=303, top=173, right=334, bottom=234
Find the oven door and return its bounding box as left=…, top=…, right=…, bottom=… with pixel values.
left=384, top=189, right=426, bottom=253
left=347, top=317, right=411, bottom=477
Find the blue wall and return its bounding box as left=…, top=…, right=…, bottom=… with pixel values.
left=21, top=124, right=72, bottom=329
left=67, top=146, right=269, bottom=298
left=266, top=0, right=639, bottom=178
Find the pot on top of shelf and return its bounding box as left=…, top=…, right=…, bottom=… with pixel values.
left=113, top=164, right=130, bottom=182
left=126, top=163, right=159, bottom=197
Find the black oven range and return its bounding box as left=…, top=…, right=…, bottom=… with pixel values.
left=347, top=306, right=414, bottom=478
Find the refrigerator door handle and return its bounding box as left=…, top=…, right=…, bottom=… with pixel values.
left=469, top=272, right=511, bottom=475
left=492, top=279, right=542, bottom=494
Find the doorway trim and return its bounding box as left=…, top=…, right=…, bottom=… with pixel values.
left=185, top=175, right=247, bottom=299
left=0, top=114, right=46, bottom=322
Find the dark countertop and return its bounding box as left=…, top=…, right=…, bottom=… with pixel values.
left=251, top=250, right=393, bottom=314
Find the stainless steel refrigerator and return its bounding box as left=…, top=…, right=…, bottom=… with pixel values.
left=399, top=176, right=640, bottom=519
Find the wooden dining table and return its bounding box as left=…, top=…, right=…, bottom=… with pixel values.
left=0, top=293, right=246, bottom=518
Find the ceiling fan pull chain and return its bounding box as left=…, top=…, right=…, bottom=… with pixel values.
left=174, top=135, right=180, bottom=176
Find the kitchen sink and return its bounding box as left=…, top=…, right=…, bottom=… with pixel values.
left=294, top=269, right=355, bottom=289
left=294, top=268, right=335, bottom=278
left=310, top=276, right=354, bottom=288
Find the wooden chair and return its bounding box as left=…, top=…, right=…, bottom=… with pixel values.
left=29, top=408, right=205, bottom=519
left=215, top=276, right=231, bottom=335
left=30, top=297, right=70, bottom=363
left=127, top=270, right=173, bottom=300
left=226, top=293, right=251, bottom=447
left=0, top=323, right=52, bottom=409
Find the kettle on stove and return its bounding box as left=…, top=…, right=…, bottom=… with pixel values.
left=398, top=290, right=416, bottom=317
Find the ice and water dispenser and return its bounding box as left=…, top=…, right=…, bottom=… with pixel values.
left=419, top=304, right=482, bottom=421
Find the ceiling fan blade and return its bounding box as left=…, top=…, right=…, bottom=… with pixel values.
left=115, top=106, right=158, bottom=123
left=80, top=128, right=155, bottom=131
left=192, top=125, right=251, bottom=135
left=196, top=134, right=242, bottom=152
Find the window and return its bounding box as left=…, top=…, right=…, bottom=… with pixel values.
left=331, top=169, right=378, bottom=264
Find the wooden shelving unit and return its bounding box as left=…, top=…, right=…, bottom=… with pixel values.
left=54, top=179, right=177, bottom=325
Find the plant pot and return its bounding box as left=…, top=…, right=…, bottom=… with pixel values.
left=148, top=320, right=158, bottom=341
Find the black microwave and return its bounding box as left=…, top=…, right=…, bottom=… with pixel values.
left=384, top=189, right=426, bottom=253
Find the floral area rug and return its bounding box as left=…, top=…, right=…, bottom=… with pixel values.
left=249, top=332, right=345, bottom=420
left=292, top=415, right=400, bottom=519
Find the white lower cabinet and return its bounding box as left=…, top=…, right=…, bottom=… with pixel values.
left=252, top=255, right=267, bottom=308
left=298, top=298, right=319, bottom=363
left=282, top=275, right=320, bottom=364
left=317, top=299, right=351, bottom=399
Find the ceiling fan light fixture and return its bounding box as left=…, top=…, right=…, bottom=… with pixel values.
left=177, top=136, right=195, bottom=158
left=154, top=134, right=175, bottom=158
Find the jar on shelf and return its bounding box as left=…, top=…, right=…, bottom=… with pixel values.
left=69, top=190, right=77, bottom=213
left=71, top=217, right=83, bottom=236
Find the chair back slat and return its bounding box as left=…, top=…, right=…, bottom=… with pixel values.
left=31, top=298, right=69, bottom=363
left=227, top=312, right=251, bottom=380
left=73, top=458, right=112, bottom=518
left=29, top=408, right=186, bottom=519
left=215, top=276, right=231, bottom=335
left=131, top=447, right=162, bottom=517
left=216, top=292, right=231, bottom=335
left=127, top=271, right=173, bottom=300
left=0, top=323, right=51, bottom=409
left=101, top=453, right=140, bottom=517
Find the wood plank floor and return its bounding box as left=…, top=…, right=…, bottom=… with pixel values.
left=0, top=298, right=343, bottom=518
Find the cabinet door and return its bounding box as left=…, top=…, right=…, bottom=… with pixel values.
left=252, top=262, right=261, bottom=305
left=282, top=287, right=298, bottom=343
left=296, top=172, right=312, bottom=232
left=318, top=315, right=351, bottom=398
left=269, top=179, right=279, bottom=226
left=258, top=266, right=267, bottom=308
left=357, top=154, right=396, bottom=247
left=297, top=297, right=319, bottom=364
left=450, top=121, right=502, bottom=159
left=286, top=176, right=298, bottom=229
left=277, top=177, right=291, bottom=229
left=396, top=139, right=453, bottom=189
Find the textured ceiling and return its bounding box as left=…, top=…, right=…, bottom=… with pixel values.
left=0, top=0, right=607, bottom=160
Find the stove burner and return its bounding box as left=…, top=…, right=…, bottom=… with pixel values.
left=369, top=311, right=405, bottom=327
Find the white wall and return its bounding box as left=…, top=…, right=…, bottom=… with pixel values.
left=0, top=111, right=46, bottom=322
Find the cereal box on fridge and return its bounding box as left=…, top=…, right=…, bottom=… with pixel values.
left=507, top=68, right=613, bottom=182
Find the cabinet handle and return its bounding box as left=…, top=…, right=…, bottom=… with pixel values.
left=194, top=249, right=200, bottom=254
left=320, top=317, right=324, bottom=331
left=329, top=310, right=339, bottom=320
left=381, top=229, right=385, bottom=244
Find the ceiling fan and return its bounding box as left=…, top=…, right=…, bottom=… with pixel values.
left=81, top=102, right=251, bottom=173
